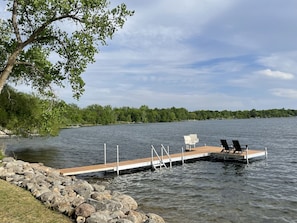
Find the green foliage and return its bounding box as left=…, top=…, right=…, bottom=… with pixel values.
left=0, top=85, right=63, bottom=136
left=63, top=104, right=297, bottom=125
left=1, top=0, right=134, bottom=99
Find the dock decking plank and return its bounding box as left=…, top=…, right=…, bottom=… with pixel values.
left=59, top=146, right=266, bottom=176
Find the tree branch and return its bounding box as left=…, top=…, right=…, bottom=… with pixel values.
left=12, top=0, right=22, bottom=44
left=23, top=4, right=34, bottom=29
left=22, top=13, right=82, bottom=48
left=15, top=61, right=35, bottom=66
left=14, top=61, right=45, bottom=79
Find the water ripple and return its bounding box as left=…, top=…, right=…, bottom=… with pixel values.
left=3, top=118, right=297, bottom=223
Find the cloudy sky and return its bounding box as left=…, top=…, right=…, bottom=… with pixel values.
left=4, top=0, right=297, bottom=111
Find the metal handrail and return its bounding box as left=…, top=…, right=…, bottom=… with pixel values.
left=161, top=144, right=172, bottom=168
left=151, top=145, right=167, bottom=169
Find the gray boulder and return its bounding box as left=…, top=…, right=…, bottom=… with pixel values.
left=145, top=213, right=166, bottom=223
left=88, top=198, right=123, bottom=212
left=75, top=203, right=96, bottom=218
left=112, top=193, right=138, bottom=213
left=127, top=210, right=147, bottom=223
left=2, top=157, right=15, bottom=162
left=72, top=180, right=94, bottom=199
left=108, top=219, right=133, bottom=223
left=86, top=211, right=111, bottom=223
left=92, top=183, right=106, bottom=192
left=76, top=216, right=86, bottom=223
left=91, top=191, right=112, bottom=201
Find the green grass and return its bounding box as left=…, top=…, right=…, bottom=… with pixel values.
left=0, top=143, right=6, bottom=160
left=0, top=179, right=73, bottom=223
left=0, top=150, right=4, bottom=160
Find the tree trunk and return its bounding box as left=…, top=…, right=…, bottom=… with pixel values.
left=0, top=50, right=21, bottom=94
left=0, top=68, right=12, bottom=94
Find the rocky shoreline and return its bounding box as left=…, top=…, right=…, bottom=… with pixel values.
left=0, top=157, right=165, bottom=223
left=0, top=129, right=13, bottom=138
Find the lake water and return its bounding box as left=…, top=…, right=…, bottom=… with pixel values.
left=2, top=118, right=297, bottom=223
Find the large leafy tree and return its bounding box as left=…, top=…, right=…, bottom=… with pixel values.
left=0, top=85, right=64, bottom=135
left=0, top=0, right=134, bottom=98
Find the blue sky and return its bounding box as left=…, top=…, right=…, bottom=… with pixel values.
left=3, top=0, right=297, bottom=111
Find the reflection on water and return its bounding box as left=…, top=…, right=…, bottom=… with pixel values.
left=2, top=118, right=297, bottom=223
left=8, top=146, right=59, bottom=166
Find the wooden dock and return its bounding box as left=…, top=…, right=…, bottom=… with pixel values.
left=59, top=146, right=267, bottom=176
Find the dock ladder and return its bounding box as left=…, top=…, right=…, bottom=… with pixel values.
left=151, top=144, right=172, bottom=170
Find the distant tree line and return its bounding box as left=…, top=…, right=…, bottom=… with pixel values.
left=68, top=105, right=297, bottom=125
left=1, top=86, right=297, bottom=135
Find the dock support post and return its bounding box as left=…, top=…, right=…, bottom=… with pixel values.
left=151, top=146, right=154, bottom=170
left=246, top=146, right=249, bottom=164
left=265, top=147, right=268, bottom=159
left=104, top=143, right=107, bottom=165
left=116, top=145, right=119, bottom=176
left=181, top=147, right=184, bottom=165
left=168, top=146, right=172, bottom=168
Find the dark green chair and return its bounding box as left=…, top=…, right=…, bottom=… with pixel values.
left=232, top=140, right=247, bottom=153
left=220, top=139, right=232, bottom=153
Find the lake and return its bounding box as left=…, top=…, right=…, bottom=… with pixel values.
left=3, top=118, right=297, bottom=223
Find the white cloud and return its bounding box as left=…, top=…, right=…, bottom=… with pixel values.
left=257, top=52, right=297, bottom=73
left=120, top=0, right=237, bottom=30
left=4, top=0, right=297, bottom=110
left=270, top=88, right=297, bottom=99
left=257, top=69, right=294, bottom=80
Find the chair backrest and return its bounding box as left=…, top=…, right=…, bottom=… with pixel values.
left=184, top=135, right=192, bottom=145
left=232, top=140, right=242, bottom=151
left=189, top=134, right=199, bottom=144
left=220, top=139, right=230, bottom=150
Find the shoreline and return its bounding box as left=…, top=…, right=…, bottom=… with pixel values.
left=0, top=157, right=165, bottom=223
left=0, top=129, right=14, bottom=138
